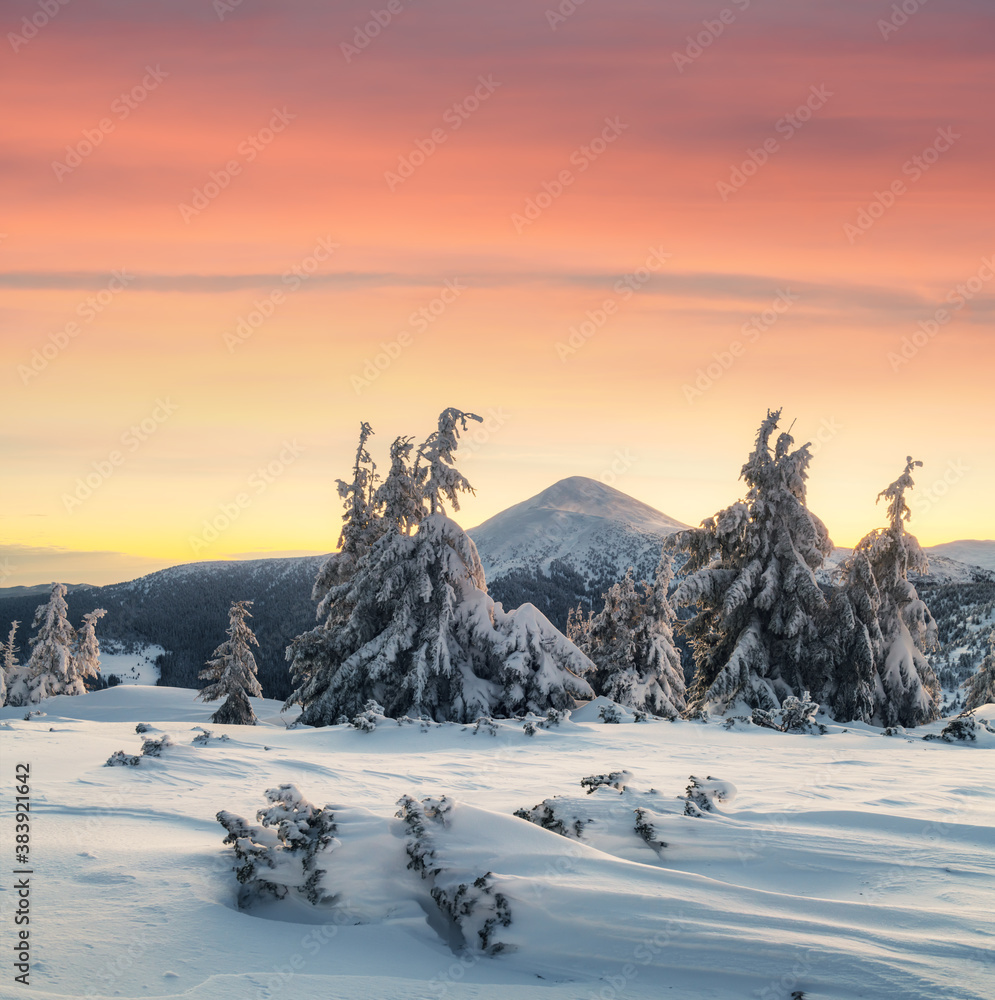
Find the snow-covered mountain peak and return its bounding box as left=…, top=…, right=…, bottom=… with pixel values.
left=468, top=478, right=688, bottom=591
left=475, top=476, right=688, bottom=538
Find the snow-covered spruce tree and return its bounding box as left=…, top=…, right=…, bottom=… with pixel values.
left=963, top=632, right=995, bottom=711
left=198, top=600, right=263, bottom=725
left=671, top=410, right=833, bottom=715
left=818, top=553, right=879, bottom=723
left=418, top=407, right=480, bottom=516
left=374, top=436, right=425, bottom=536
left=0, top=620, right=18, bottom=706
left=312, top=422, right=381, bottom=622
left=9, top=584, right=77, bottom=705
left=67, top=608, right=107, bottom=695
left=569, top=558, right=685, bottom=717
left=286, top=409, right=594, bottom=723
left=851, top=458, right=940, bottom=727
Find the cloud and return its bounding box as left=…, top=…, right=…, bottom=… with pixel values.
left=2, top=267, right=991, bottom=320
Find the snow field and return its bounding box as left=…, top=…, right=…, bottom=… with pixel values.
left=0, top=685, right=993, bottom=1000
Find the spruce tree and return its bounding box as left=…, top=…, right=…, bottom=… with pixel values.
left=851, top=458, right=940, bottom=727
left=312, top=422, right=380, bottom=622
left=374, top=436, right=425, bottom=535
left=819, top=553, right=878, bottom=723
left=0, top=621, right=16, bottom=706
left=963, top=632, right=995, bottom=711
left=286, top=408, right=594, bottom=724
left=68, top=609, right=107, bottom=695
left=418, top=407, right=482, bottom=515
left=199, top=600, right=263, bottom=725
left=671, top=410, right=832, bottom=715
left=10, top=584, right=77, bottom=704
left=570, top=558, right=685, bottom=717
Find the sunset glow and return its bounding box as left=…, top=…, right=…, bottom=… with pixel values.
left=3, top=0, right=993, bottom=586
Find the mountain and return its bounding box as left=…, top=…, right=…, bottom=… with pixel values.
left=925, top=540, right=995, bottom=574
left=469, top=476, right=688, bottom=630
left=820, top=548, right=994, bottom=587
left=470, top=476, right=687, bottom=579
left=0, top=555, right=327, bottom=701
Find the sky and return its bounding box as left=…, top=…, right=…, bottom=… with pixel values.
left=2, top=0, right=993, bottom=587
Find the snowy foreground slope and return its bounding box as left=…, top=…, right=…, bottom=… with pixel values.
left=1, top=687, right=993, bottom=1000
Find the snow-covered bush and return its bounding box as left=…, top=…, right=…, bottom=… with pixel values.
left=778, top=692, right=823, bottom=733
left=925, top=712, right=994, bottom=744
left=396, top=794, right=513, bottom=954
left=580, top=771, right=630, bottom=794
left=599, top=703, right=623, bottom=724
left=633, top=808, right=666, bottom=850
left=140, top=734, right=174, bottom=757
left=542, top=708, right=567, bottom=728
left=135, top=723, right=151, bottom=734
left=350, top=699, right=386, bottom=732
left=216, top=784, right=338, bottom=908
left=513, top=800, right=589, bottom=839
left=682, top=775, right=736, bottom=817
left=431, top=874, right=512, bottom=955
left=397, top=794, right=452, bottom=878
left=105, top=733, right=173, bottom=765
left=192, top=729, right=229, bottom=745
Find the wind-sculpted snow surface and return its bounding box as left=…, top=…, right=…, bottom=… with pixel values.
left=1, top=684, right=993, bottom=1000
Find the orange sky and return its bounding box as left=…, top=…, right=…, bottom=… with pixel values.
left=2, top=0, right=993, bottom=586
